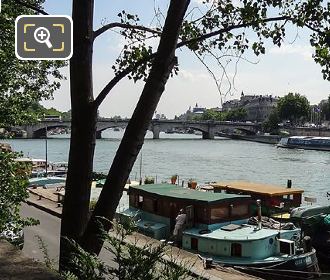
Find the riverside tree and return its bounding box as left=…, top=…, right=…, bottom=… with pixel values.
left=0, top=0, right=65, bottom=126
left=277, top=93, right=310, bottom=124
left=9, top=0, right=330, bottom=270
left=0, top=148, right=38, bottom=246
left=320, top=95, right=330, bottom=121
left=0, top=0, right=63, bottom=248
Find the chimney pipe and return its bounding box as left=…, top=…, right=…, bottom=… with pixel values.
left=257, top=199, right=262, bottom=230
left=287, top=179, right=292, bottom=188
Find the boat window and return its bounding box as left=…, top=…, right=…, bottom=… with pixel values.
left=196, top=207, right=209, bottom=224
left=211, top=207, right=229, bottom=220
left=231, top=204, right=249, bottom=217
left=129, top=194, right=138, bottom=208
left=143, top=197, right=155, bottom=212
left=231, top=243, right=242, bottom=257
left=138, top=195, right=143, bottom=208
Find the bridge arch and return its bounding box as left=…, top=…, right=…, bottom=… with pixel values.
left=22, top=122, right=71, bottom=138
left=96, top=122, right=129, bottom=139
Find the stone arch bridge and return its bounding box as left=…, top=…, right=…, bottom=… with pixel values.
left=19, top=119, right=260, bottom=139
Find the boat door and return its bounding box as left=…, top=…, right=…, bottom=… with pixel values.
left=231, top=243, right=242, bottom=257
left=185, top=205, right=194, bottom=228
left=170, top=202, right=177, bottom=231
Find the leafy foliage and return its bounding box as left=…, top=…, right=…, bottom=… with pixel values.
left=193, top=108, right=246, bottom=122
left=179, top=0, right=330, bottom=80
left=0, top=0, right=65, bottom=126
left=110, top=0, right=330, bottom=101
left=200, top=109, right=225, bottom=121
left=0, top=150, right=37, bottom=237
left=320, top=95, right=330, bottom=121
left=225, top=108, right=247, bottom=122
left=62, top=218, right=196, bottom=280
left=277, top=93, right=310, bottom=124
left=262, top=109, right=280, bottom=133
left=36, top=235, right=56, bottom=271
left=111, top=11, right=157, bottom=82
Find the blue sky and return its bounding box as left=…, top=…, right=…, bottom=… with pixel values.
left=42, top=0, right=330, bottom=118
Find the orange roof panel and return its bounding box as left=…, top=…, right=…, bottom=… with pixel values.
left=211, top=181, right=304, bottom=196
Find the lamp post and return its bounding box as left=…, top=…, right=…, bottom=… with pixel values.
left=45, top=125, right=48, bottom=177
left=139, top=150, right=142, bottom=185
left=229, top=204, right=233, bottom=224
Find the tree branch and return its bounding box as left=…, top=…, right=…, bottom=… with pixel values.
left=177, top=16, right=288, bottom=48
left=93, top=22, right=161, bottom=39
left=93, top=54, right=155, bottom=108
left=93, top=14, right=324, bottom=108
left=12, top=0, right=49, bottom=15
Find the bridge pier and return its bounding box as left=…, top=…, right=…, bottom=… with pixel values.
left=202, top=125, right=215, bottom=140
left=152, top=126, right=160, bottom=139
left=96, top=131, right=102, bottom=139
left=24, top=127, right=34, bottom=139
left=202, top=130, right=214, bottom=140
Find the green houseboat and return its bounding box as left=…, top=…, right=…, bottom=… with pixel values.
left=120, top=184, right=320, bottom=279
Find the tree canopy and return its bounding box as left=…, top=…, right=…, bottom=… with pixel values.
left=262, top=108, right=280, bottom=133
left=277, top=93, right=310, bottom=124
left=0, top=149, right=37, bottom=244
left=225, top=108, right=247, bottom=122
left=195, top=108, right=247, bottom=122
left=320, top=95, right=330, bottom=121
left=0, top=0, right=65, bottom=127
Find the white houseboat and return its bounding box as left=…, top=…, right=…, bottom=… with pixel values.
left=278, top=136, right=330, bottom=151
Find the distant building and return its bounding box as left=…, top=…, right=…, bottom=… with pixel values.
left=154, top=113, right=167, bottom=120
left=178, top=103, right=206, bottom=120
left=192, top=103, right=206, bottom=114
left=222, top=92, right=278, bottom=122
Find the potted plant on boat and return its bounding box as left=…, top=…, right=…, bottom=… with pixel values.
left=171, top=174, right=178, bottom=184
left=188, top=179, right=197, bottom=189
left=144, top=176, right=155, bottom=184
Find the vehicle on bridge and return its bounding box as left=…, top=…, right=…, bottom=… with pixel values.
left=43, top=115, right=62, bottom=121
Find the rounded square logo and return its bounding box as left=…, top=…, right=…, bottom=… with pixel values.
left=15, top=15, right=73, bottom=60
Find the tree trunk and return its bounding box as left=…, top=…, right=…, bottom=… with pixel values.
left=59, top=0, right=96, bottom=270
left=80, top=0, right=190, bottom=255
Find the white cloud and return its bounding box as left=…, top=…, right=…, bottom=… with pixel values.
left=192, top=0, right=205, bottom=4
left=269, top=44, right=313, bottom=61
left=178, top=69, right=209, bottom=82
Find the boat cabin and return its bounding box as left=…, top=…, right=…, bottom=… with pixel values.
left=211, top=181, right=303, bottom=215
left=278, top=136, right=330, bottom=151
left=127, top=184, right=252, bottom=238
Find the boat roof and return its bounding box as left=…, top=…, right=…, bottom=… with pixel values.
left=211, top=181, right=304, bottom=196
left=15, top=157, right=46, bottom=162
left=184, top=223, right=300, bottom=241
left=29, top=177, right=66, bottom=186
left=129, top=184, right=250, bottom=204
left=289, top=136, right=330, bottom=140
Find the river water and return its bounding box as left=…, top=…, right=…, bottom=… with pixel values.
left=4, top=130, right=330, bottom=206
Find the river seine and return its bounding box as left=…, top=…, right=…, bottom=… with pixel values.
left=4, top=130, right=330, bottom=206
